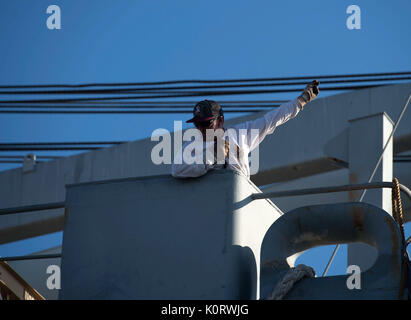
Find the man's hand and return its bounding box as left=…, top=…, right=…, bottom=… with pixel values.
left=224, top=139, right=230, bottom=158
left=210, top=137, right=229, bottom=164
left=299, top=80, right=320, bottom=105
left=212, top=138, right=236, bottom=165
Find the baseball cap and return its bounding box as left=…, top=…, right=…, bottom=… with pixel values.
left=186, top=99, right=223, bottom=123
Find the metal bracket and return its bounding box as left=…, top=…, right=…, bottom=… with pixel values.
left=22, top=153, right=36, bottom=173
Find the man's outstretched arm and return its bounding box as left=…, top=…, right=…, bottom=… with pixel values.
left=233, top=80, right=320, bottom=151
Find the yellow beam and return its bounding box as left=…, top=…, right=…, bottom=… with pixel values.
left=0, top=261, right=45, bottom=300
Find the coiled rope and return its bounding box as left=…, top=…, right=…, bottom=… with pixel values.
left=392, top=178, right=405, bottom=243
left=392, top=177, right=409, bottom=299
left=267, top=264, right=316, bottom=300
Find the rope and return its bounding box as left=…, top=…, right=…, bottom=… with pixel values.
left=267, top=264, right=316, bottom=300
left=392, top=177, right=408, bottom=299
left=392, top=178, right=405, bottom=243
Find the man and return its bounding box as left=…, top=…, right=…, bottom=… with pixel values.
left=171, top=80, right=320, bottom=178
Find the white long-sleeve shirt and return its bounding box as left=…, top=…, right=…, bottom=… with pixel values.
left=171, top=98, right=303, bottom=178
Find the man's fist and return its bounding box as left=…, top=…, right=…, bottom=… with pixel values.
left=212, top=138, right=240, bottom=165
left=299, top=80, right=320, bottom=103
left=212, top=137, right=229, bottom=164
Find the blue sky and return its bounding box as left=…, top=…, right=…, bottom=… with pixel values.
left=0, top=0, right=410, bottom=278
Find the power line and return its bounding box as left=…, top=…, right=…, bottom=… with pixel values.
left=2, top=157, right=410, bottom=164
left=0, top=142, right=124, bottom=146
left=0, top=141, right=126, bottom=151
left=0, top=155, right=61, bottom=159
left=1, top=71, right=410, bottom=89
left=0, top=84, right=383, bottom=104
left=0, top=147, right=101, bottom=151
left=1, top=76, right=410, bottom=95
left=0, top=104, right=281, bottom=109
left=0, top=160, right=47, bottom=164
left=33, top=100, right=288, bottom=105
left=0, top=109, right=269, bottom=114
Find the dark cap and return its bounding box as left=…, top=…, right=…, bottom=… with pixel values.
left=186, top=100, right=223, bottom=123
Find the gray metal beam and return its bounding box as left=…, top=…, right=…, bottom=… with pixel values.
left=346, top=112, right=393, bottom=271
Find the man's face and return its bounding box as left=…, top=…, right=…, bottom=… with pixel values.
left=194, top=116, right=224, bottom=140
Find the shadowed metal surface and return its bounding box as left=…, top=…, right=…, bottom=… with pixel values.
left=60, top=171, right=282, bottom=299
left=260, top=202, right=404, bottom=300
